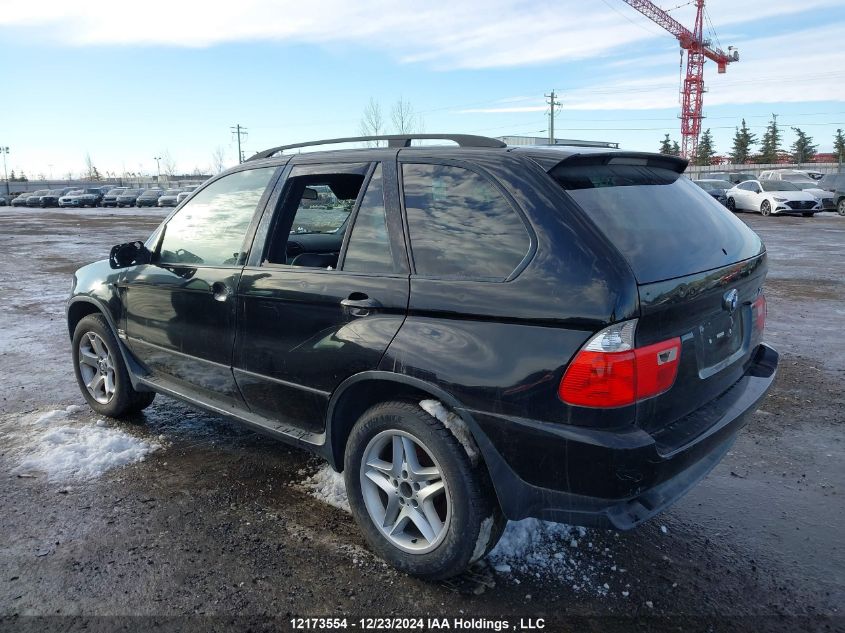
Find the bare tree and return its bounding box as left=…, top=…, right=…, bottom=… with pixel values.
left=359, top=98, right=385, bottom=146
left=391, top=97, right=423, bottom=135
left=84, top=153, right=101, bottom=181
left=161, top=150, right=177, bottom=177
left=211, top=146, right=227, bottom=174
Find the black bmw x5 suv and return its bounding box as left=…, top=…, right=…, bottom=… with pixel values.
left=67, top=134, right=778, bottom=579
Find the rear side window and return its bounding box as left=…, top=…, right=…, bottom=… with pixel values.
left=551, top=162, right=763, bottom=284
left=402, top=163, right=529, bottom=280
left=820, top=174, right=845, bottom=189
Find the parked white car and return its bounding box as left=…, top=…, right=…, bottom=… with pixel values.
left=726, top=180, right=821, bottom=217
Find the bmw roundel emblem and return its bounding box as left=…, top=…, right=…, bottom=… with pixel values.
left=723, top=289, right=739, bottom=313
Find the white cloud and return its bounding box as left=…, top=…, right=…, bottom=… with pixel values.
left=556, top=23, right=845, bottom=111
left=1, top=0, right=840, bottom=70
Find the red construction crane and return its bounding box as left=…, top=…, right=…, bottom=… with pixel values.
left=622, top=0, right=739, bottom=159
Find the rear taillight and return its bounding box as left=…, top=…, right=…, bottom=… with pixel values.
left=559, top=320, right=681, bottom=408
left=752, top=294, right=767, bottom=334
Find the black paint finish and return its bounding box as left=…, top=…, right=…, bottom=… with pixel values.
left=67, top=142, right=778, bottom=529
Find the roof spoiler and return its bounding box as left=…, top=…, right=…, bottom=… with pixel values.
left=548, top=152, right=688, bottom=175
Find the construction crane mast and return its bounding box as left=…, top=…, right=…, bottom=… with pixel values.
left=622, top=0, right=739, bottom=159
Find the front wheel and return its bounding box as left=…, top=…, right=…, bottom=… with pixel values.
left=760, top=200, right=772, bottom=216
left=727, top=197, right=737, bottom=212
left=838, top=199, right=845, bottom=216
left=344, top=401, right=504, bottom=580
left=72, top=314, right=155, bottom=417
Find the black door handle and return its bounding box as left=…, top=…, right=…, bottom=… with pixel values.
left=341, top=293, right=382, bottom=316
left=211, top=281, right=231, bottom=302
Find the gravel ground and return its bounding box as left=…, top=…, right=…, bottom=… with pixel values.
left=0, top=206, right=842, bottom=632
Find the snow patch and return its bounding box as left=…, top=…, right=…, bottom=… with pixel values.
left=470, top=515, right=494, bottom=563
left=489, top=519, right=617, bottom=596
left=419, top=399, right=479, bottom=465
left=12, top=408, right=160, bottom=481
left=300, top=463, right=350, bottom=512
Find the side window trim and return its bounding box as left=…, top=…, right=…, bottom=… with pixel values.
left=152, top=162, right=285, bottom=268
left=397, top=157, right=537, bottom=282
left=336, top=163, right=378, bottom=270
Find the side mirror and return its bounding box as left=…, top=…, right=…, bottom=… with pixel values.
left=302, top=187, right=319, bottom=200
left=109, top=241, right=151, bottom=269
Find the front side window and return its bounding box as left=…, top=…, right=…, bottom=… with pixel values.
left=401, top=163, right=530, bottom=280
left=263, top=165, right=368, bottom=267
left=158, top=167, right=275, bottom=266
left=342, top=165, right=399, bottom=274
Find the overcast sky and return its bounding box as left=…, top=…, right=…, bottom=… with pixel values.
left=1, top=0, right=844, bottom=177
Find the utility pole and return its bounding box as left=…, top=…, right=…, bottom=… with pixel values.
left=153, top=156, right=162, bottom=182
left=545, top=91, right=561, bottom=145
left=231, top=124, right=248, bottom=163
left=1, top=146, right=9, bottom=196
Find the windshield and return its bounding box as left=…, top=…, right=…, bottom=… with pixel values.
left=164, top=189, right=182, bottom=195
left=32, top=190, right=49, bottom=196
left=761, top=181, right=799, bottom=192
left=49, top=190, right=64, bottom=195
left=122, top=189, right=141, bottom=195
left=794, top=182, right=820, bottom=190
left=551, top=163, right=762, bottom=283
left=140, top=190, right=160, bottom=197
left=106, top=189, right=124, bottom=195
left=695, top=180, right=731, bottom=191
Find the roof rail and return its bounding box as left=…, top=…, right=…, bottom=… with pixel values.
left=247, top=134, right=507, bottom=161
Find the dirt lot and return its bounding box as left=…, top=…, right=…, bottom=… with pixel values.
left=0, top=206, right=842, bottom=632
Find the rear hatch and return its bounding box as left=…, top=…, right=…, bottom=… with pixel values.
left=545, top=152, right=767, bottom=438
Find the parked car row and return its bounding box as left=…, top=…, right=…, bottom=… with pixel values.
left=6, top=184, right=201, bottom=209
left=694, top=169, right=845, bottom=217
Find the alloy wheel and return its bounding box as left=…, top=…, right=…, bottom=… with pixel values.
left=77, top=331, right=117, bottom=404
left=360, top=430, right=451, bottom=554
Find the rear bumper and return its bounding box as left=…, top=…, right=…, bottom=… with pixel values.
left=467, top=343, right=779, bottom=530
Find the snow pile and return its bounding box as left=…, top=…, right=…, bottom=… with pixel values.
left=300, top=463, right=350, bottom=512
left=419, top=399, right=480, bottom=465
left=12, top=406, right=160, bottom=481
left=488, top=519, right=618, bottom=595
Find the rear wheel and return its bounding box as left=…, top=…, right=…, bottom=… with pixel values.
left=344, top=400, right=504, bottom=579
left=727, top=197, right=737, bottom=212
left=72, top=314, right=155, bottom=417
left=838, top=199, right=845, bottom=216
left=760, top=200, right=772, bottom=216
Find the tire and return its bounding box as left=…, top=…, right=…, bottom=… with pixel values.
left=344, top=400, right=504, bottom=580
left=72, top=314, right=155, bottom=417
left=760, top=200, right=772, bottom=216
left=838, top=199, right=845, bottom=217
left=727, top=197, right=737, bottom=212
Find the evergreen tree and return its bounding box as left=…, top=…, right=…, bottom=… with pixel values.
left=659, top=134, right=673, bottom=155
left=694, top=129, right=717, bottom=166
left=670, top=140, right=681, bottom=156
left=758, top=115, right=782, bottom=163
left=790, top=127, right=817, bottom=163
left=834, top=129, right=845, bottom=162
left=8, top=170, right=15, bottom=181
left=730, top=118, right=756, bottom=164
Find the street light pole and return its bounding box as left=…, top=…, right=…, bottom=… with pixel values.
left=1, top=147, right=9, bottom=196
left=153, top=156, right=162, bottom=182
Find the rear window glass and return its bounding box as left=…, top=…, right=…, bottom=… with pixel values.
left=820, top=174, right=845, bottom=189
left=551, top=162, right=763, bottom=283
left=402, top=163, right=530, bottom=280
